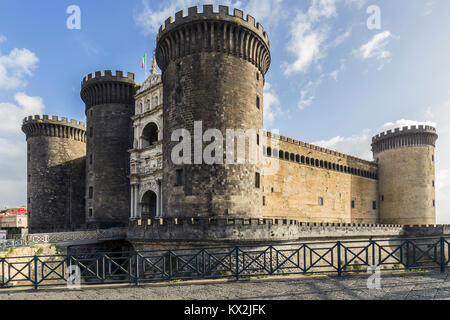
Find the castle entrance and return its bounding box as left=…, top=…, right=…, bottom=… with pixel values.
left=141, top=191, right=157, bottom=219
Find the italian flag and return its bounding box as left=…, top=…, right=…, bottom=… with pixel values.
left=142, top=53, right=147, bottom=69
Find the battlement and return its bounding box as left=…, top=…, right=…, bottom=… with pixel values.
left=22, top=115, right=86, bottom=129
left=372, top=125, right=437, bottom=142
left=127, top=217, right=405, bottom=242
left=265, top=131, right=377, bottom=167
left=156, top=5, right=271, bottom=75
left=131, top=217, right=402, bottom=228
left=22, top=115, right=86, bottom=142
left=372, top=125, right=438, bottom=154
left=157, top=5, right=269, bottom=46
left=81, top=70, right=137, bottom=110
left=81, top=70, right=136, bottom=87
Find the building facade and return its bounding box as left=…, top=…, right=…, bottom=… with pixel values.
left=22, top=5, right=438, bottom=233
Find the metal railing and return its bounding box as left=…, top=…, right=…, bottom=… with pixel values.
left=1, top=237, right=449, bottom=290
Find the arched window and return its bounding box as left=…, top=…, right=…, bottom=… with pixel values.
left=141, top=191, right=157, bottom=219
left=152, top=95, right=159, bottom=107
left=279, top=150, right=284, bottom=159
left=141, top=122, right=159, bottom=148
left=146, top=99, right=151, bottom=111
left=285, top=151, right=289, bottom=160
left=315, top=159, right=319, bottom=167
left=256, top=96, right=260, bottom=109
left=301, top=156, right=305, bottom=164
left=267, top=147, right=272, bottom=157
left=310, top=158, right=315, bottom=166
left=320, top=160, right=324, bottom=168
left=296, top=154, right=300, bottom=163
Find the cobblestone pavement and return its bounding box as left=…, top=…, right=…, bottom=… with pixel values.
left=0, top=271, right=449, bottom=300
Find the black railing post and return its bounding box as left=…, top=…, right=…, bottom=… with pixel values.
left=33, top=255, right=38, bottom=290
left=235, top=246, right=239, bottom=281
left=371, top=240, right=376, bottom=267
left=337, top=241, right=342, bottom=277
left=134, top=251, right=140, bottom=285
left=1, top=258, right=4, bottom=287
left=269, top=246, right=273, bottom=275
left=405, top=240, right=410, bottom=270
left=440, top=237, right=446, bottom=273
left=168, top=251, right=173, bottom=281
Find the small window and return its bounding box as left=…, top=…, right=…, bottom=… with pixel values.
left=351, top=200, right=355, bottom=209
left=89, top=127, right=94, bottom=138
left=262, top=196, right=266, bottom=206
left=89, top=187, right=93, bottom=199
left=318, top=197, right=324, bottom=206
left=176, top=169, right=184, bottom=186
left=256, top=72, right=259, bottom=81
left=432, top=180, right=435, bottom=188
left=89, top=208, right=93, bottom=217
left=256, top=96, right=260, bottom=109
left=257, top=134, right=260, bottom=146
left=433, top=200, right=435, bottom=207
left=28, top=198, right=31, bottom=203
left=28, top=175, right=31, bottom=182
left=372, top=201, right=377, bottom=210
left=381, top=195, right=384, bottom=201
left=89, top=154, right=93, bottom=165
left=432, top=155, right=435, bottom=162
left=255, top=172, right=261, bottom=188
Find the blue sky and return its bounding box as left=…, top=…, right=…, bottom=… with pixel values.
left=1, top=0, right=449, bottom=222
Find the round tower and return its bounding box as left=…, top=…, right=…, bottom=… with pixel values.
left=22, top=115, right=87, bottom=232
left=372, top=125, right=438, bottom=225
left=80, top=70, right=137, bottom=227
left=155, top=5, right=271, bottom=218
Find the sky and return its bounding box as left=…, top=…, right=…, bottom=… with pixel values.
left=0, top=0, right=449, bottom=222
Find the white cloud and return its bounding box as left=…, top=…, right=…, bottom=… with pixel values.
left=263, top=82, right=282, bottom=128
left=313, top=128, right=373, bottom=160
left=331, top=28, right=352, bottom=47
left=329, top=58, right=346, bottom=81
left=283, top=0, right=337, bottom=75
left=0, top=92, right=44, bottom=208
left=354, top=30, right=399, bottom=61
left=134, top=0, right=283, bottom=36
left=0, top=92, right=45, bottom=135
left=422, top=0, right=436, bottom=17
left=0, top=48, right=39, bottom=90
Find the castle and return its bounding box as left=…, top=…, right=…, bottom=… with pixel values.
left=22, top=5, right=438, bottom=237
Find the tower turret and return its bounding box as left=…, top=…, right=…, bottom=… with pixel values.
left=372, top=125, right=438, bottom=225
left=155, top=5, right=271, bottom=218
left=80, top=70, right=137, bottom=227
left=22, top=115, right=86, bottom=232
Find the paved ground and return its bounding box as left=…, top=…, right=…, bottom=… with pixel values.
left=0, top=271, right=449, bottom=300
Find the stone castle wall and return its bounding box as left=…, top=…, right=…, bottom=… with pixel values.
left=22, top=116, right=86, bottom=232
left=262, top=134, right=379, bottom=224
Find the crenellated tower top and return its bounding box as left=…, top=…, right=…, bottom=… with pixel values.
left=372, top=125, right=438, bottom=155
left=156, top=5, right=271, bottom=75
left=80, top=70, right=137, bottom=111
left=22, top=115, right=86, bottom=142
